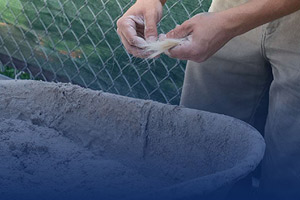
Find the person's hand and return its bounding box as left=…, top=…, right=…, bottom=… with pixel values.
left=165, top=13, right=235, bottom=63
left=117, top=0, right=164, bottom=58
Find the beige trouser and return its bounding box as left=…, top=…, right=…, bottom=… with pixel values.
left=181, top=0, right=300, bottom=199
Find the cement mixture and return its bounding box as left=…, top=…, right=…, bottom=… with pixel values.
left=0, top=118, right=170, bottom=200
left=0, top=80, right=265, bottom=200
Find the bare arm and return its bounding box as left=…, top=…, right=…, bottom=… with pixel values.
left=166, top=0, right=300, bottom=62
left=222, top=0, right=300, bottom=36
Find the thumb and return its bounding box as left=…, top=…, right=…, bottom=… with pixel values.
left=166, top=21, right=193, bottom=39
left=144, top=12, right=159, bottom=42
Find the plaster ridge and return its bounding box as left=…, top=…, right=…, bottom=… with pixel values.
left=140, top=101, right=153, bottom=159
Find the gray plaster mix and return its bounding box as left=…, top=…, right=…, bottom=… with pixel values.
left=0, top=80, right=265, bottom=200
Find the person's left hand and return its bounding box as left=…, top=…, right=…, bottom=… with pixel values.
left=165, top=12, right=235, bottom=63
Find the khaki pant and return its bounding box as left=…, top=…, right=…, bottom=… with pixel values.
left=181, top=1, right=300, bottom=199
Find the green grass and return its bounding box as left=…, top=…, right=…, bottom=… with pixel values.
left=0, top=66, right=31, bottom=79
left=0, top=0, right=212, bottom=104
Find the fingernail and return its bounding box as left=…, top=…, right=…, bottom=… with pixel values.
left=146, top=36, right=156, bottom=43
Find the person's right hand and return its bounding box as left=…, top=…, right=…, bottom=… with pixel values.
left=116, top=0, right=164, bottom=58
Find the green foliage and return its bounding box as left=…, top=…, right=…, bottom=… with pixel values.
left=0, top=66, right=31, bottom=80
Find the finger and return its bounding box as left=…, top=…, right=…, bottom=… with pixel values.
left=144, top=12, right=158, bottom=42
left=118, top=32, right=149, bottom=58
left=167, top=39, right=192, bottom=60
left=158, top=33, right=166, bottom=41
left=117, top=16, right=148, bottom=48
left=166, top=21, right=193, bottom=39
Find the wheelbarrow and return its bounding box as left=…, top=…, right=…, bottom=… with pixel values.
left=0, top=80, right=265, bottom=200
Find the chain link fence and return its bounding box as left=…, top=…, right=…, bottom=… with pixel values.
left=0, top=0, right=211, bottom=104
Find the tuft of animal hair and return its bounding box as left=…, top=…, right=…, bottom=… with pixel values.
left=141, top=38, right=186, bottom=59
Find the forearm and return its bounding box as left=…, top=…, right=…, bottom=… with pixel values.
left=219, top=0, right=300, bottom=37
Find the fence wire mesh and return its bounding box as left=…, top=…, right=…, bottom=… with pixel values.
left=0, top=0, right=211, bottom=104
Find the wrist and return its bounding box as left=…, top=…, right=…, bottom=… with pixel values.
left=216, top=10, right=248, bottom=38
